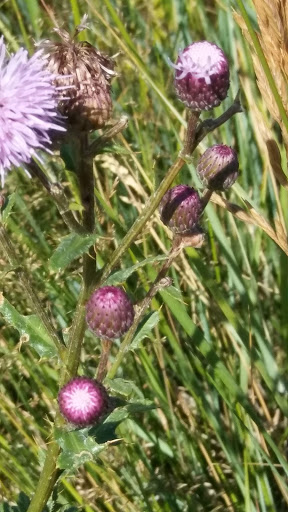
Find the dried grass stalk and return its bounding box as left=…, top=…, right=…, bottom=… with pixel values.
left=234, top=1, right=288, bottom=147
left=210, top=193, right=288, bottom=256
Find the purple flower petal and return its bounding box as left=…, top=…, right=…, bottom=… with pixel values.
left=0, top=37, right=65, bottom=186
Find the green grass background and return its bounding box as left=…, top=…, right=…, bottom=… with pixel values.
left=0, top=0, right=287, bottom=510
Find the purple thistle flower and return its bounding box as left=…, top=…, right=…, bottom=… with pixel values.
left=173, top=41, right=230, bottom=111
left=86, top=286, right=135, bottom=340
left=159, top=185, right=203, bottom=235
left=0, top=37, right=65, bottom=186
left=58, top=377, right=108, bottom=426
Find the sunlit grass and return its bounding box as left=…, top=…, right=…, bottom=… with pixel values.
left=0, top=0, right=287, bottom=510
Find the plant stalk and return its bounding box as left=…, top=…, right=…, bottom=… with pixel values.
left=107, top=241, right=181, bottom=379
left=27, top=133, right=96, bottom=512
left=98, top=94, right=242, bottom=285
left=99, top=110, right=201, bottom=284
left=97, top=338, right=113, bottom=382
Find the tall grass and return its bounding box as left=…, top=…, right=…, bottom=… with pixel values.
left=0, top=0, right=287, bottom=510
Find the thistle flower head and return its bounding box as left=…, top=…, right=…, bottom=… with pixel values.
left=40, top=27, right=116, bottom=131
left=0, top=37, right=65, bottom=186
left=58, top=377, right=108, bottom=426
left=173, top=41, right=230, bottom=111
left=197, top=144, right=239, bottom=190
left=159, top=185, right=203, bottom=235
left=86, top=286, right=134, bottom=340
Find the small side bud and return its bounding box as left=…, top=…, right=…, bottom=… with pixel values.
left=197, top=144, right=239, bottom=190
left=173, top=41, right=230, bottom=111
left=159, top=185, right=203, bottom=235
left=86, top=286, right=134, bottom=340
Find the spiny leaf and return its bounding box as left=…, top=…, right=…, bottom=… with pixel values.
left=49, top=233, right=99, bottom=272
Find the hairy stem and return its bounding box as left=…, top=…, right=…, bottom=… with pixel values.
left=107, top=247, right=178, bottom=379
left=27, top=134, right=96, bottom=512
left=25, top=435, right=61, bottom=512
left=99, top=110, right=201, bottom=284
left=97, top=338, right=113, bottom=382
left=62, top=133, right=97, bottom=382
left=98, top=94, right=242, bottom=284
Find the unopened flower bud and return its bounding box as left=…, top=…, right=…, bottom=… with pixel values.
left=41, top=30, right=116, bottom=131
left=173, top=41, right=230, bottom=111
left=197, top=144, right=239, bottom=190
left=86, top=286, right=134, bottom=340
left=58, top=377, right=108, bottom=426
left=159, top=185, right=203, bottom=235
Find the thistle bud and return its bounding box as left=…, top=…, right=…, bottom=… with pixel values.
left=58, top=377, right=108, bottom=426
left=41, top=29, right=116, bottom=131
left=86, top=286, right=134, bottom=340
left=197, top=144, right=239, bottom=190
left=159, top=185, right=203, bottom=235
left=173, top=41, right=230, bottom=111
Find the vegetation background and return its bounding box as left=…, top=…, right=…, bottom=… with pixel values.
left=0, top=0, right=287, bottom=510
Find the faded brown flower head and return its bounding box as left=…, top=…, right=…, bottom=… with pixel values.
left=40, top=27, right=116, bottom=131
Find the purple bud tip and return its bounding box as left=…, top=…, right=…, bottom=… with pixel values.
left=159, top=185, right=203, bottom=235
left=58, top=377, right=108, bottom=426
left=173, top=41, right=230, bottom=111
left=86, top=286, right=135, bottom=340
left=197, top=144, right=239, bottom=190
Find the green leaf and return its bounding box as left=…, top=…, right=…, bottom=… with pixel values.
left=125, top=400, right=155, bottom=414
left=89, top=408, right=129, bottom=444
left=0, top=492, right=31, bottom=512
left=1, top=192, right=16, bottom=224
left=25, top=0, right=41, bottom=38
left=0, top=295, right=57, bottom=358
left=130, top=311, right=160, bottom=350
left=49, top=233, right=99, bottom=271
left=105, top=378, right=138, bottom=397
left=94, top=188, right=123, bottom=226
left=105, top=255, right=167, bottom=285
left=55, top=430, right=106, bottom=470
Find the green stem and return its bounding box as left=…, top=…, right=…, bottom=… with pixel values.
left=27, top=134, right=96, bottom=512
left=97, top=338, right=113, bottom=382
left=98, top=94, right=242, bottom=285
left=107, top=245, right=177, bottom=379
left=25, top=435, right=61, bottom=512
left=0, top=225, right=65, bottom=359
left=99, top=110, right=201, bottom=284
left=61, top=133, right=97, bottom=383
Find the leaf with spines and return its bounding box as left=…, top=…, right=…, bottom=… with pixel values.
left=0, top=295, right=57, bottom=358
left=49, top=233, right=99, bottom=272
left=130, top=311, right=160, bottom=350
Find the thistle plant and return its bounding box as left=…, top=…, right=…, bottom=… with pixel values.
left=1, top=7, right=287, bottom=511
left=0, top=26, right=242, bottom=510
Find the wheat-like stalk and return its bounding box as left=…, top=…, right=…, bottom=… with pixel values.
left=234, top=1, right=288, bottom=146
